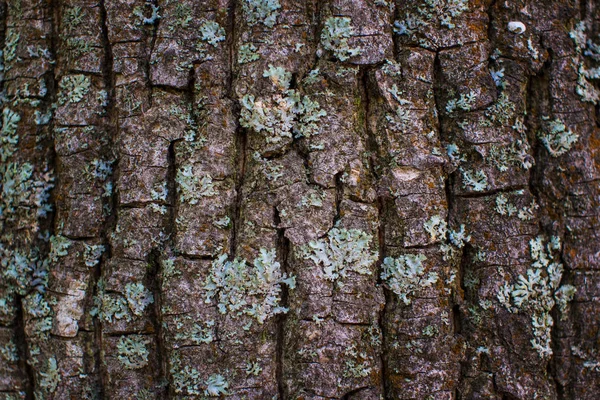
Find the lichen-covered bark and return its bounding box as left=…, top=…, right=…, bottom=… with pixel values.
left=1, top=0, right=600, bottom=399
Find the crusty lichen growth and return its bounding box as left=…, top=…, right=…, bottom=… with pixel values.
left=320, top=17, right=361, bottom=61
left=37, top=357, right=61, bottom=397
left=242, top=0, right=281, bottom=28
left=301, top=227, right=379, bottom=281
left=117, top=335, right=150, bottom=369
left=124, top=282, right=154, bottom=317
left=176, top=165, right=216, bottom=204
left=203, top=248, right=295, bottom=325
left=239, top=65, right=326, bottom=144
left=394, top=0, right=469, bottom=39
left=57, top=74, right=91, bottom=105
left=497, top=236, right=576, bottom=358
left=538, top=118, right=579, bottom=157
left=380, top=254, right=438, bottom=305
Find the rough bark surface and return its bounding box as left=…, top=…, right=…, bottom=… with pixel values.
left=1, top=0, right=600, bottom=399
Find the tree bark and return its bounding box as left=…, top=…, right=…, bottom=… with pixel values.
left=1, top=0, right=599, bottom=399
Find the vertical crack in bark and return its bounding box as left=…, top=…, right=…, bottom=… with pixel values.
left=166, top=139, right=179, bottom=248
left=228, top=1, right=246, bottom=259
left=230, top=123, right=247, bottom=258
left=359, top=65, right=388, bottom=398
left=226, top=0, right=236, bottom=98
left=14, top=297, right=34, bottom=400
left=96, top=0, right=118, bottom=395
left=147, top=249, right=168, bottom=398
left=145, top=0, right=160, bottom=109
left=274, top=207, right=289, bottom=400
left=44, top=0, right=59, bottom=241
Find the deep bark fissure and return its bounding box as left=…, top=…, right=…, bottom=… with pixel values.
left=359, top=65, right=389, bottom=398
left=274, top=207, right=290, bottom=400
left=227, top=0, right=236, bottom=97
left=147, top=248, right=169, bottom=399
left=14, top=297, right=34, bottom=400
left=230, top=125, right=247, bottom=258
left=93, top=1, right=121, bottom=397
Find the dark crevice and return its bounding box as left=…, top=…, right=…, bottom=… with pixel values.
left=274, top=207, right=290, bottom=400
left=96, top=0, right=118, bottom=397
left=333, top=171, right=344, bottom=225
left=359, top=65, right=389, bottom=399
left=433, top=45, right=467, bottom=396
left=230, top=124, right=247, bottom=258
left=147, top=249, right=169, bottom=399
left=166, top=139, right=179, bottom=245
left=340, top=386, right=370, bottom=399
left=226, top=0, right=237, bottom=98
left=14, top=297, right=35, bottom=400
left=144, top=0, right=160, bottom=106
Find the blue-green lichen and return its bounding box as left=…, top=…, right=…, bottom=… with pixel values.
left=176, top=165, right=216, bottom=204
left=497, top=236, right=576, bottom=358
left=380, top=254, right=438, bottom=305
left=200, top=21, right=226, bottom=47
left=238, top=43, right=260, bottom=64
left=301, top=227, right=378, bottom=282
left=203, top=248, right=295, bottom=325
left=117, top=335, right=150, bottom=369
left=239, top=66, right=326, bottom=143
left=320, top=17, right=361, bottom=61
left=124, top=282, right=154, bottom=317
left=57, top=74, right=91, bottom=105
left=242, top=0, right=281, bottom=28
left=538, top=118, right=579, bottom=157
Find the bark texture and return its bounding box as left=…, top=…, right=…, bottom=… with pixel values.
left=1, top=0, right=600, bottom=399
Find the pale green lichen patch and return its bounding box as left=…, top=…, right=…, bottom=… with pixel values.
left=301, top=227, right=378, bottom=281
left=238, top=43, right=260, bottom=64
left=133, top=3, right=160, bottom=25
left=263, top=64, right=292, bottom=90
left=49, top=235, right=72, bottom=263
left=170, top=352, right=228, bottom=396
left=380, top=254, right=438, bottom=305
left=446, top=91, right=476, bottom=113
left=200, top=21, right=226, bottom=47
left=124, top=282, right=154, bottom=317
left=203, top=248, right=295, bottom=324
left=538, top=118, right=579, bottom=157
left=176, top=164, right=216, bottom=204
left=394, top=0, right=469, bottom=38
left=239, top=66, right=326, bottom=143
left=423, top=215, right=448, bottom=242
left=569, top=21, right=600, bottom=104
left=57, top=74, right=91, bottom=105
left=205, top=374, right=229, bottom=396
left=38, top=357, right=61, bottom=396
left=343, top=344, right=373, bottom=378
left=0, top=339, right=18, bottom=362
left=242, top=0, right=281, bottom=28
left=117, top=335, right=150, bottom=369
left=497, top=236, right=576, bottom=358
left=4, top=29, right=21, bottom=67
left=460, top=168, right=488, bottom=192
left=91, top=278, right=132, bottom=323
left=320, top=17, right=361, bottom=61
left=494, top=192, right=538, bottom=221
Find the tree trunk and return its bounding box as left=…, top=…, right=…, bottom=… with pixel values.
left=1, top=0, right=599, bottom=399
